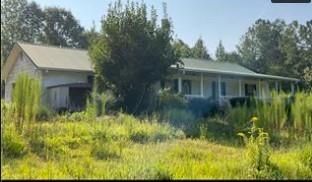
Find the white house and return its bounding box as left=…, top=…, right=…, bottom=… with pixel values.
left=1, top=42, right=300, bottom=110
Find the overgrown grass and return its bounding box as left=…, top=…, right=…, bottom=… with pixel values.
left=2, top=109, right=311, bottom=179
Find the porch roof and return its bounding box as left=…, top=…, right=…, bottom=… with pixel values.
left=171, top=58, right=299, bottom=82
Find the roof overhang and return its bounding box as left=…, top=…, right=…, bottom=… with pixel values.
left=170, top=66, right=300, bottom=82
left=47, top=82, right=92, bottom=89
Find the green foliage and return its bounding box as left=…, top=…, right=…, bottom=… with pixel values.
left=172, top=39, right=192, bottom=58
left=89, top=0, right=180, bottom=113
left=36, top=106, right=55, bottom=121
left=1, top=0, right=43, bottom=62
left=91, top=141, right=120, bottom=160
left=303, top=67, right=312, bottom=91
left=299, top=144, right=312, bottom=170
left=238, top=117, right=281, bottom=179
left=3, top=124, right=27, bottom=159
left=191, top=37, right=211, bottom=60
left=291, top=92, right=312, bottom=139
left=255, top=91, right=288, bottom=135
left=12, top=73, right=41, bottom=133
left=237, top=19, right=312, bottom=85
left=157, top=88, right=187, bottom=110
left=41, top=7, right=85, bottom=48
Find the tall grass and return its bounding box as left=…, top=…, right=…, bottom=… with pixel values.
left=255, top=91, right=288, bottom=135
left=227, top=91, right=312, bottom=140
left=291, top=92, right=312, bottom=139
left=11, top=73, right=41, bottom=133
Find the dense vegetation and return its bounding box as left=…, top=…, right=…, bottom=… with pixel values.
left=1, top=74, right=312, bottom=179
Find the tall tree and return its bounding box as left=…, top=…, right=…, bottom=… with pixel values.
left=172, top=39, right=192, bottom=58
left=41, top=7, right=85, bottom=48
left=215, top=40, right=226, bottom=62
left=80, top=22, right=100, bottom=49
left=89, top=1, right=179, bottom=113
left=23, top=1, right=45, bottom=43
left=191, top=37, right=211, bottom=60
left=1, top=0, right=43, bottom=63
left=237, top=19, right=285, bottom=74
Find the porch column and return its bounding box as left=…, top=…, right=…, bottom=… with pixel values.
left=275, top=81, right=279, bottom=92
left=238, top=79, right=242, bottom=97
left=291, top=82, right=295, bottom=95
left=200, top=73, right=204, bottom=97
left=178, top=76, right=182, bottom=93
left=218, top=75, right=221, bottom=104
left=258, top=79, right=261, bottom=99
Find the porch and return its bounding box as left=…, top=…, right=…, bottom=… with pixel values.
left=160, top=71, right=298, bottom=101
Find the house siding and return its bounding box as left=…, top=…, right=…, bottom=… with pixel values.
left=41, top=70, right=93, bottom=107
left=4, top=52, right=40, bottom=101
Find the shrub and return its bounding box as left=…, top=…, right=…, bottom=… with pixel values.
left=36, top=106, right=55, bottom=121
left=157, top=88, right=187, bottom=111
left=130, top=130, right=150, bottom=143
left=187, top=97, right=219, bottom=117
left=3, top=124, right=27, bottom=158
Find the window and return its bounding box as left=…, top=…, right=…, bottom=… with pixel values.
left=245, top=84, right=256, bottom=96
left=182, top=80, right=191, bottom=95
left=221, top=82, right=226, bottom=96
left=173, top=79, right=178, bottom=93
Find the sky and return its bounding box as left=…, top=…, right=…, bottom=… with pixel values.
left=33, top=0, right=312, bottom=58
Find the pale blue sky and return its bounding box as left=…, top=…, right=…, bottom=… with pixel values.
left=33, top=0, right=311, bottom=57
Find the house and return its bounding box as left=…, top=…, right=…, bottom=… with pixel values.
left=1, top=42, right=300, bottom=111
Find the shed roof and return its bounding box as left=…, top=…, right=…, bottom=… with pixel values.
left=18, top=42, right=93, bottom=72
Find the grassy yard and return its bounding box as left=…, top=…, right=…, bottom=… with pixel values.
left=1, top=114, right=311, bottom=180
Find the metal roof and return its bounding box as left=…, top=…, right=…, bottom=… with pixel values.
left=172, top=58, right=299, bottom=82
left=18, top=42, right=93, bottom=72
left=2, top=42, right=299, bottom=82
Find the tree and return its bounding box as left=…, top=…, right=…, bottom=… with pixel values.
left=191, top=37, right=211, bottom=60
left=303, top=67, right=312, bottom=91
left=215, top=40, right=226, bottom=62
left=172, top=39, right=192, bottom=58
left=89, top=1, right=180, bottom=113
left=1, top=0, right=43, bottom=63
left=80, top=22, right=100, bottom=49
left=23, top=2, right=45, bottom=43
left=41, top=7, right=85, bottom=48
left=237, top=19, right=285, bottom=74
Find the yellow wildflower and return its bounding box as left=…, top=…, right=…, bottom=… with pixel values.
left=250, top=116, right=258, bottom=123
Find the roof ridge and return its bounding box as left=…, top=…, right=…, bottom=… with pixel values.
left=17, top=41, right=88, bottom=52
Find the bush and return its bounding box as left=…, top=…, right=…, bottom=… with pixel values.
left=157, top=89, right=187, bottom=111
left=3, top=125, right=27, bottom=158
left=130, top=130, right=150, bottom=143
left=187, top=97, right=219, bottom=117
left=36, top=106, right=55, bottom=121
